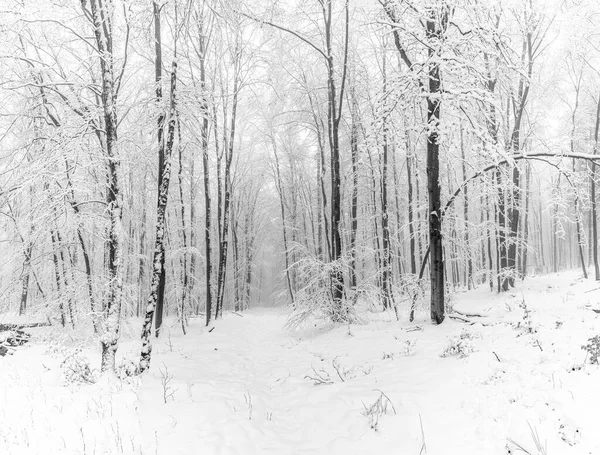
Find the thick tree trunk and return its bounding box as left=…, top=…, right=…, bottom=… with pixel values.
left=323, top=0, right=348, bottom=312
left=86, top=0, right=125, bottom=373
left=153, top=1, right=167, bottom=337
left=425, top=9, right=446, bottom=324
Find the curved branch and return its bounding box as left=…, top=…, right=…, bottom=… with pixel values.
left=416, top=152, right=600, bottom=280
left=239, top=12, right=327, bottom=61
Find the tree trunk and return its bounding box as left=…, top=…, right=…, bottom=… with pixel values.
left=139, top=59, right=178, bottom=373
left=521, top=162, right=531, bottom=278
left=197, top=16, right=213, bottom=326
left=177, top=119, right=188, bottom=334
left=425, top=8, right=447, bottom=324
left=86, top=0, right=125, bottom=373
left=406, top=136, right=416, bottom=275
left=153, top=0, right=167, bottom=337
left=272, top=137, right=295, bottom=305
left=349, top=107, right=359, bottom=290
left=460, top=125, right=472, bottom=289
left=215, top=59, right=239, bottom=319
left=592, top=95, right=600, bottom=280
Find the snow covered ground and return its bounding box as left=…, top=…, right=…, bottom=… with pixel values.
left=2, top=270, right=600, bottom=454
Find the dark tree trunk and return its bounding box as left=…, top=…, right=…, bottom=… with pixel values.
left=380, top=47, right=393, bottom=313
left=215, top=63, right=239, bottom=319
left=425, top=8, right=447, bottom=324
left=196, top=16, right=213, bottom=326
left=153, top=0, right=167, bottom=337
left=406, top=139, right=417, bottom=276
left=323, top=0, right=348, bottom=311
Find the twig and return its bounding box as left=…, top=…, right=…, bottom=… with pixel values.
left=419, top=413, right=427, bottom=454
left=304, top=366, right=333, bottom=385
left=449, top=313, right=492, bottom=326
left=453, top=309, right=487, bottom=318
left=492, top=351, right=501, bottom=362
left=373, top=389, right=397, bottom=415
left=404, top=325, right=423, bottom=332
left=332, top=357, right=346, bottom=382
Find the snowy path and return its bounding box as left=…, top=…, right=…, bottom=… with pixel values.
left=3, top=271, right=600, bottom=454
left=137, top=273, right=600, bottom=454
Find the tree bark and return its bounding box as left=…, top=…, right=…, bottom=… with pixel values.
left=425, top=7, right=447, bottom=324
left=139, top=59, right=178, bottom=373
left=592, top=95, right=600, bottom=280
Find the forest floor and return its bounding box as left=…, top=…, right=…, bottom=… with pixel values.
left=2, top=270, right=600, bottom=454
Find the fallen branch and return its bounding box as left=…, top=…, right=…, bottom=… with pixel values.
left=453, top=309, right=488, bottom=318
left=0, top=329, right=31, bottom=356
left=449, top=314, right=492, bottom=326
left=0, top=322, right=50, bottom=331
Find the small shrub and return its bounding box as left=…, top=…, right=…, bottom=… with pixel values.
left=582, top=335, right=600, bottom=365
left=361, top=390, right=396, bottom=431
left=400, top=339, right=417, bottom=356
left=116, top=359, right=138, bottom=380
left=440, top=330, right=479, bottom=358
left=61, top=350, right=97, bottom=384
left=159, top=363, right=177, bottom=403
left=514, top=298, right=537, bottom=335
left=284, top=251, right=369, bottom=329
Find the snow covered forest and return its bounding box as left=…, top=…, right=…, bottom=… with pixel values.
left=2, top=0, right=600, bottom=453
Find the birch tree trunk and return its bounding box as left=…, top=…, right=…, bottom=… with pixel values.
left=139, top=60, right=178, bottom=373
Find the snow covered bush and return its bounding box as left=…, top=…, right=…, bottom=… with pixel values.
left=440, top=330, right=479, bottom=358
left=514, top=298, right=537, bottom=335
left=116, top=358, right=139, bottom=380
left=581, top=335, right=600, bottom=365
left=60, top=350, right=97, bottom=384
left=284, top=252, right=368, bottom=329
